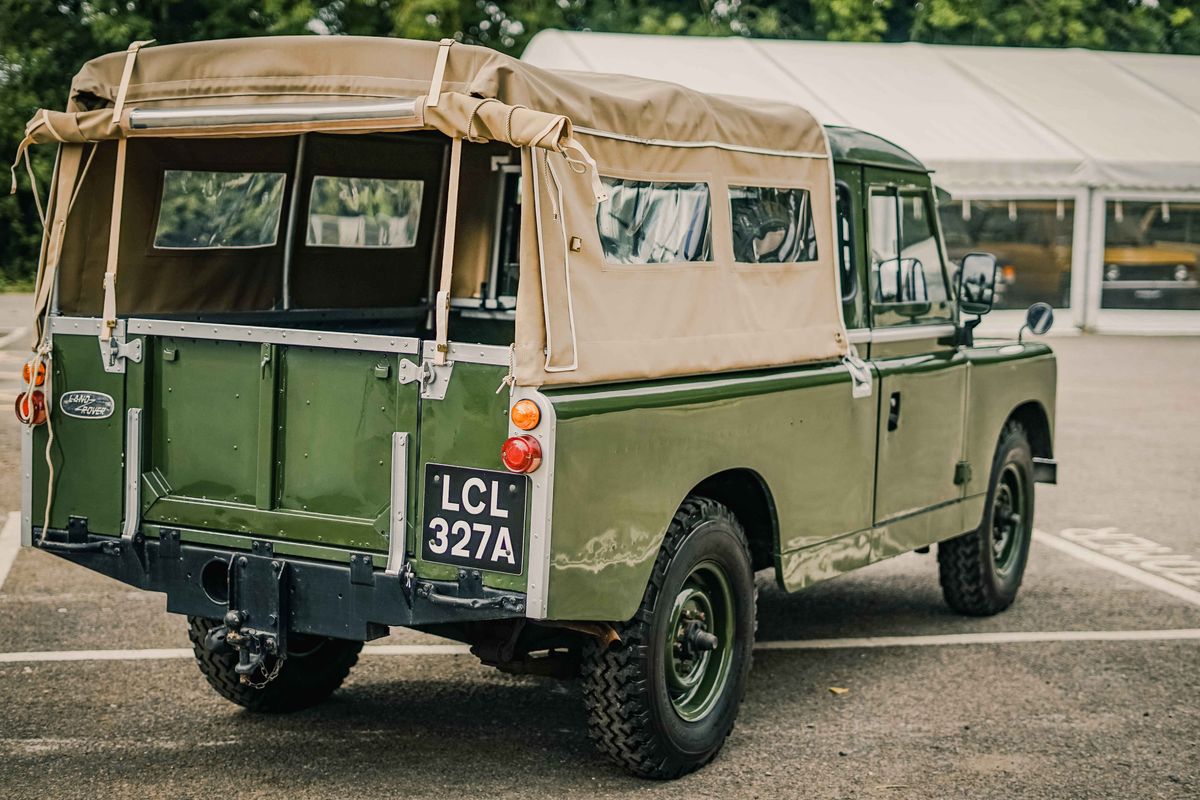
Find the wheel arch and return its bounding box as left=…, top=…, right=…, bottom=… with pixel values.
left=687, top=468, right=780, bottom=575
left=1006, top=400, right=1053, bottom=460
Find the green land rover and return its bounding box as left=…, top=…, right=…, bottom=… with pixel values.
left=13, top=36, right=1057, bottom=779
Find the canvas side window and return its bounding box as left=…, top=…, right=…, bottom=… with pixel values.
left=730, top=186, right=818, bottom=264
left=596, top=178, right=712, bottom=264
left=306, top=176, right=424, bottom=248
left=153, top=170, right=286, bottom=249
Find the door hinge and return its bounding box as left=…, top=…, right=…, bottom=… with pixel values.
left=397, top=358, right=453, bottom=400
left=954, top=460, right=972, bottom=485
left=842, top=352, right=872, bottom=399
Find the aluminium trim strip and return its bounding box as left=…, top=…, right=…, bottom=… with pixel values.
left=121, top=408, right=142, bottom=541
left=420, top=340, right=512, bottom=367
left=511, top=387, right=556, bottom=619
left=853, top=323, right=957, bottom=345
left=573, top=126, right=827, bottom=160
left=385, top=432, right=409, bottom=575
left=126, top=318, right=421, bottom=355
left=20, top=419, right=32, bottom=547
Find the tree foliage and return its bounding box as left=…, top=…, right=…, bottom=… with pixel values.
left=1, top=0, right=1196, bottom=282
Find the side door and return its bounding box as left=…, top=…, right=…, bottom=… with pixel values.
left=865, top=169, right=968, bottom=559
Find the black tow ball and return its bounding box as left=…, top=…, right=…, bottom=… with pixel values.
left=203, top=610, right=283, bottom=685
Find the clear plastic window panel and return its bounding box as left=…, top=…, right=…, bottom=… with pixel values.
left=154, top=170, right=286, bottom=249
left=306, top=176, right=424, bottom=249
left=596, top=178, right=712, bottom=264
left=729, top=186, right=818, bottom=263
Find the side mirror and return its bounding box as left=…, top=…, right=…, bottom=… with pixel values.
left=1020, top=302, right=1055, bottom=341
left=957, top=252, right=998, bottom=316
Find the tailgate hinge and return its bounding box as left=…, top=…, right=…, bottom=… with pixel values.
left=99, top=322, right=143, bottom=374
left=398, top=357, right=453, bottom=400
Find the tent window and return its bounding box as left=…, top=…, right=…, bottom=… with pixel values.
left=153, top=169, right=286, bottom=249
left=729, top=186, right=818, bottom=264
left=596, top=178, right=712, bottom=264
left=306, top=176, right=424, bottom=248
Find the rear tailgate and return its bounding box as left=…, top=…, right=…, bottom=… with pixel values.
left=34, top=320, right=525, bottom=594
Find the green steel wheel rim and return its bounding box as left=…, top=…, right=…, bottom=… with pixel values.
left=991, top=462, right=1027, bottom=575
left=665, top=559, right=735, bottom=722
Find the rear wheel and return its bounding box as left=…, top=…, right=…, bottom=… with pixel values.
left=582, top=497, right=755, bottom=779
left=938, top=421, right=1035, bottom=616
left=187, top=616, right=362, bottom=713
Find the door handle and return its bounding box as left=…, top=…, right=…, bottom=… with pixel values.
left=887, top=391, right=901, bottom=432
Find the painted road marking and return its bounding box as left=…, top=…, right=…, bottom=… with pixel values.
left=2, top=629, right=1199, bottom=664
left=1034, top=529, right=1200, bottom=608
left=0, top=511, right=21, bottom=590
left=1057, top=528, right=1200, bottom=587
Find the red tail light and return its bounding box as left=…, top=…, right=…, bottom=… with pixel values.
left=15, top=391, right=47, bottom=425
left=500, top=434, right=542, bottom=473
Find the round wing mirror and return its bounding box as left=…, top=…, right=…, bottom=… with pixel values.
left=957, top=252, right=998, bottom=316
left=1024, top=302, right=1054, bottom=336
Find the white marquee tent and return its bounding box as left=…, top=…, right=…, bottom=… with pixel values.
left=524, top=31, right=1200, bottom=331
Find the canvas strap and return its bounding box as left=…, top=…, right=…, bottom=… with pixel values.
left=426, top=38, right=455, bottom=109
left=433, top=136, right=463, bottom=366
left=111, top=40, right=155, bottom=126
left=100, top=137, right=128, bottom=342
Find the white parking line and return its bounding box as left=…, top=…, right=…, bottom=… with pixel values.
left=0, top=511, right=21, bottom=590
left=2, top=629, right=1198, bottom=664
left=1034, top=529, right=1200, bottom=607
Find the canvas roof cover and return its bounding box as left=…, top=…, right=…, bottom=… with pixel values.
left=21, top=36, right=848, bottom=386
left=523, top=31, right=1200, bottom=195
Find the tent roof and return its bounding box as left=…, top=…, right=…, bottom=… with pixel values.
left=522, top=31, right=1200, bottom=194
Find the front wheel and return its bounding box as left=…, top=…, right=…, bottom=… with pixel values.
left=582, top=497, right=756, bottom=779
left=938, top=421, right=1035, bottom=616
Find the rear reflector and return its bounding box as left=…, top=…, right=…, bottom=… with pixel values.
left=15, top=391, right=46, bottom=425
left=500, top=435, right=542, bottom=474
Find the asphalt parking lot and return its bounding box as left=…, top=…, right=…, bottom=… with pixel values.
left=0, top=302, right=1196, bottom=799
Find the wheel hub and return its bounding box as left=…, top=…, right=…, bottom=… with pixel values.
left=664, top=560, right=735, bottom=722
left=990, top=464, right=1027, bottom=573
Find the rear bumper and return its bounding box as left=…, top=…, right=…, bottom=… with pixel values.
left=34, top=523, right=527, bottom=642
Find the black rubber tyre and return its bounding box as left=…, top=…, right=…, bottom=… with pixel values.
left=938, top=421, right=1035, bottom=616
left=187, top=616, right=362, bottom=713
left=581, top=497, right=756, bottom=780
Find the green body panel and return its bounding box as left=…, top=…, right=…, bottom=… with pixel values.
left=34, top=333, right=125, bottom=533
left=871, top=346, right=968, bottom=525
left=962, top=342, right=1057, bottom=499
left=274, top=346, right=401, bottom=520
left=147, top=337, right=261, bottom=506
left=414, top=361, right=527, bottom=593
left=543, top=363, right=877, bottom=620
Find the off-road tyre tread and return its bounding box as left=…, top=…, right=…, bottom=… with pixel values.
left=187, top=616, right=362, bottom=713
left=581, top=497, right=755, bottom=779
left=938, top=420, right=1033, bottom=616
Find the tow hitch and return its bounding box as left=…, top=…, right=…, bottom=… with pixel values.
left=202, top=549, right=290, bottom=686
